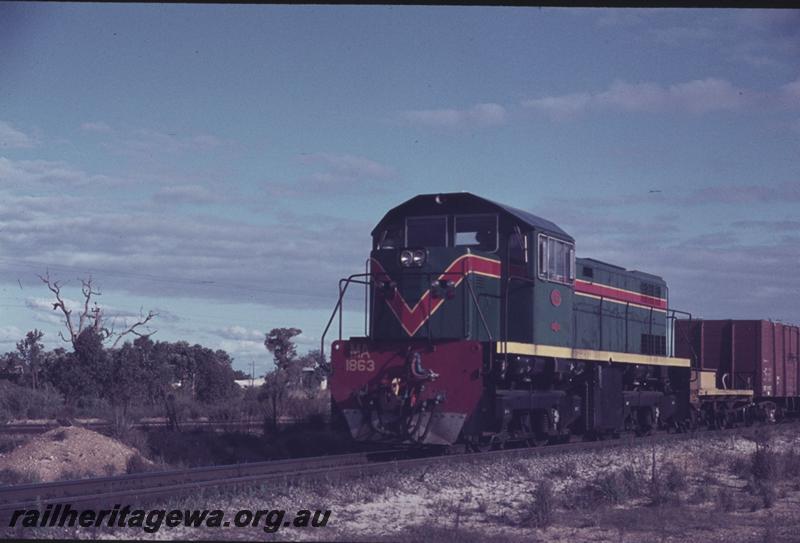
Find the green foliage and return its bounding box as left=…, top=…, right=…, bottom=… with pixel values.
left=265, top=327, right=301, bottom=370
left=752, top=445, right=780, bottom=482
left=0, top=380, right=63, bottom=422
left=580, top=467, right=643, bottom=507
left=5, top=329, right=46, bottom=389
left=126, top=453, right=153, bottom=474
left=44, top=329, right=108, bottom=406
left=716, top=487, right=735, bottom=512
left=194, top=348, right=240, bottom=404
left=0, top=468, right=41, bottom=485
left=524, top=480, right=555, bottom=528
left=165, top=341, right=240, bottom=404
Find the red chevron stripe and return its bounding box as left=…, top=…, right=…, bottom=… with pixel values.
left=371, top=254, right=501, bottom=336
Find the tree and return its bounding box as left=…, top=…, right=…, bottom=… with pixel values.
left=264, top=327, right=301, bottom=371
left=14, top=330, right=45, bottom=389
left=233, top=368, right=250, bottom=380
left=193, top=347, right=239, bottom=404
left=259, top=366, right=294, bottom=430
left=38, top=272, right=157, bottom=348
left=46, top=328, right=108, bottom=406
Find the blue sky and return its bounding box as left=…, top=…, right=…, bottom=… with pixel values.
left=1, top=5, right=798, bottom=374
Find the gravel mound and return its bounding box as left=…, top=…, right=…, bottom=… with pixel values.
left=0, top=426, right=149, bottom=482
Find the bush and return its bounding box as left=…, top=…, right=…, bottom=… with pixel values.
left=648, top=462, right=686, bottom=506
left=0, top=381, right=63, bottom=422
left=752, top=446, right=780, bottom=481
left=688, top=484, right=710, bottom=504
left=580, top=467, right=643, bottom=507
left=783, top=448, right=800, bottom=478
left=0, top=468, right=40, bottom=485
left=116, top=427, right=151, bottom=457
left=207, top=402, right=240, bottom=422
left=126, top=453, right=152, bottom=474
left=716, top=488, right=735, bottom=512
left=525, top=480, right=554, bottom=528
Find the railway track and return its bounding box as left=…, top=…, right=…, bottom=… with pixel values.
left=0, top=420, right=264, bottom=435
left=2, top=421, right=789, bottom=526
left=0, top=449, right=402, bottom=524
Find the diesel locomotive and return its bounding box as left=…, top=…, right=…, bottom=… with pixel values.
left=323, top=192, right=796, bottom=449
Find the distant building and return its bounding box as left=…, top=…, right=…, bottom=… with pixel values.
left=235, top=377, right=266, bottom=388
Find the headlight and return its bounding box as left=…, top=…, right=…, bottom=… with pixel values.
left=400, top=250, right=413, bottom=267
left=412, top=249, right=426, bottom=266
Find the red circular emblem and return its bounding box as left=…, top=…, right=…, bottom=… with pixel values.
left=550, top=289, right=562, bottom=307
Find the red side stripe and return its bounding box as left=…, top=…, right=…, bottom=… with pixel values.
left=574, top=280, right=667, bottom=310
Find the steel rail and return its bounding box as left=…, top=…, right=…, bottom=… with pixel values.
left=3, top=421, right=795, bottom=525
left=0, top=419, right=273, bottom=435
left=0, top=450, right=390, bottom=508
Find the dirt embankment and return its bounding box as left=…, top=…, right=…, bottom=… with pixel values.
left=0, top=426, right=150, bottom=483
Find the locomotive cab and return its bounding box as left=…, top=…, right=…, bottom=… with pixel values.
left=368, top=192, right=574, bottom=346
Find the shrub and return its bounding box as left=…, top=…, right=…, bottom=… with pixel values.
left=752, top=446, right=780, bottom=481
left=716, top=488, right=735, bottom=512
left=115, top=427, right=151, bottom=457
left=688, top=484, right=710, bottom=504
left=0, top=468, right=41, bottom=485
left=524, top=480, right=554, bottom=528
left=781, top=448, right=800, bottom=479
left=584, top=467, right=643, bottom=507
left=206, top=402, right=239, bottom=422
left=663, top=462, right=686, bottom=492
left=0, top=436, right=26, bottom=454
left=126, top=453, right=152, bottom=474
left=0, top=381, right=64, bottom=422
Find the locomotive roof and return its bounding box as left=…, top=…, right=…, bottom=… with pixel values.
left=372, top=192, right=573, bottom=241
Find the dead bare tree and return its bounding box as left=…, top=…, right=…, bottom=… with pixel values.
left=38, top=272, right=158, bottom=349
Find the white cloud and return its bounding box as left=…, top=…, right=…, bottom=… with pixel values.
left=780, top=77, right=800, bottom=106
left=214, top=326, right=264, bottom=341
left=80, top=121, right=113, bottom=134
left=0, top=121, right=36, bottom=148
left=218, top=339, right=267, bottom=356
left=300, top=153, right=396, bottom=181
left=0, top=325, right=23, bottom=345
left=523, top=78, right=751, bottom=118
left=153, top=184, right=221, bottom=205
left=0, top=156, right=124, bottom=188
left=272, top=152, right=399, bottom=195
left=521, top=93, right=591, bottom=120
left=106, top=128, right=229, bottom=156
left=0, top=197, right=370, bottom=310
left=400, top=103, right=507, bottom=127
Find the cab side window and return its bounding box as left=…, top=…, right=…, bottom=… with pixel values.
left=538, top=234, right=575, bottom=284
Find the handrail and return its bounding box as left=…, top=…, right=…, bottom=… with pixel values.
left=320, top=269, right=496, bottom=364
left=501, top=275, right=537, bottom=363
left=320, top=273, right=372, bottom=362
left=667, top=308, right=695, bottom=364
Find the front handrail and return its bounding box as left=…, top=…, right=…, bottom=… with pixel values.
left=320, top=270, right=496, bottom=364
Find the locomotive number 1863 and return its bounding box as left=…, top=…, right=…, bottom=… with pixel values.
left=345, top=355, right=375, bottom=372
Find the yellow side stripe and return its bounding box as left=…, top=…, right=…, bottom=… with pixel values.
left=698, top=389, right=754, bottom=397
left=496, top=341, right=691, bottom=368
